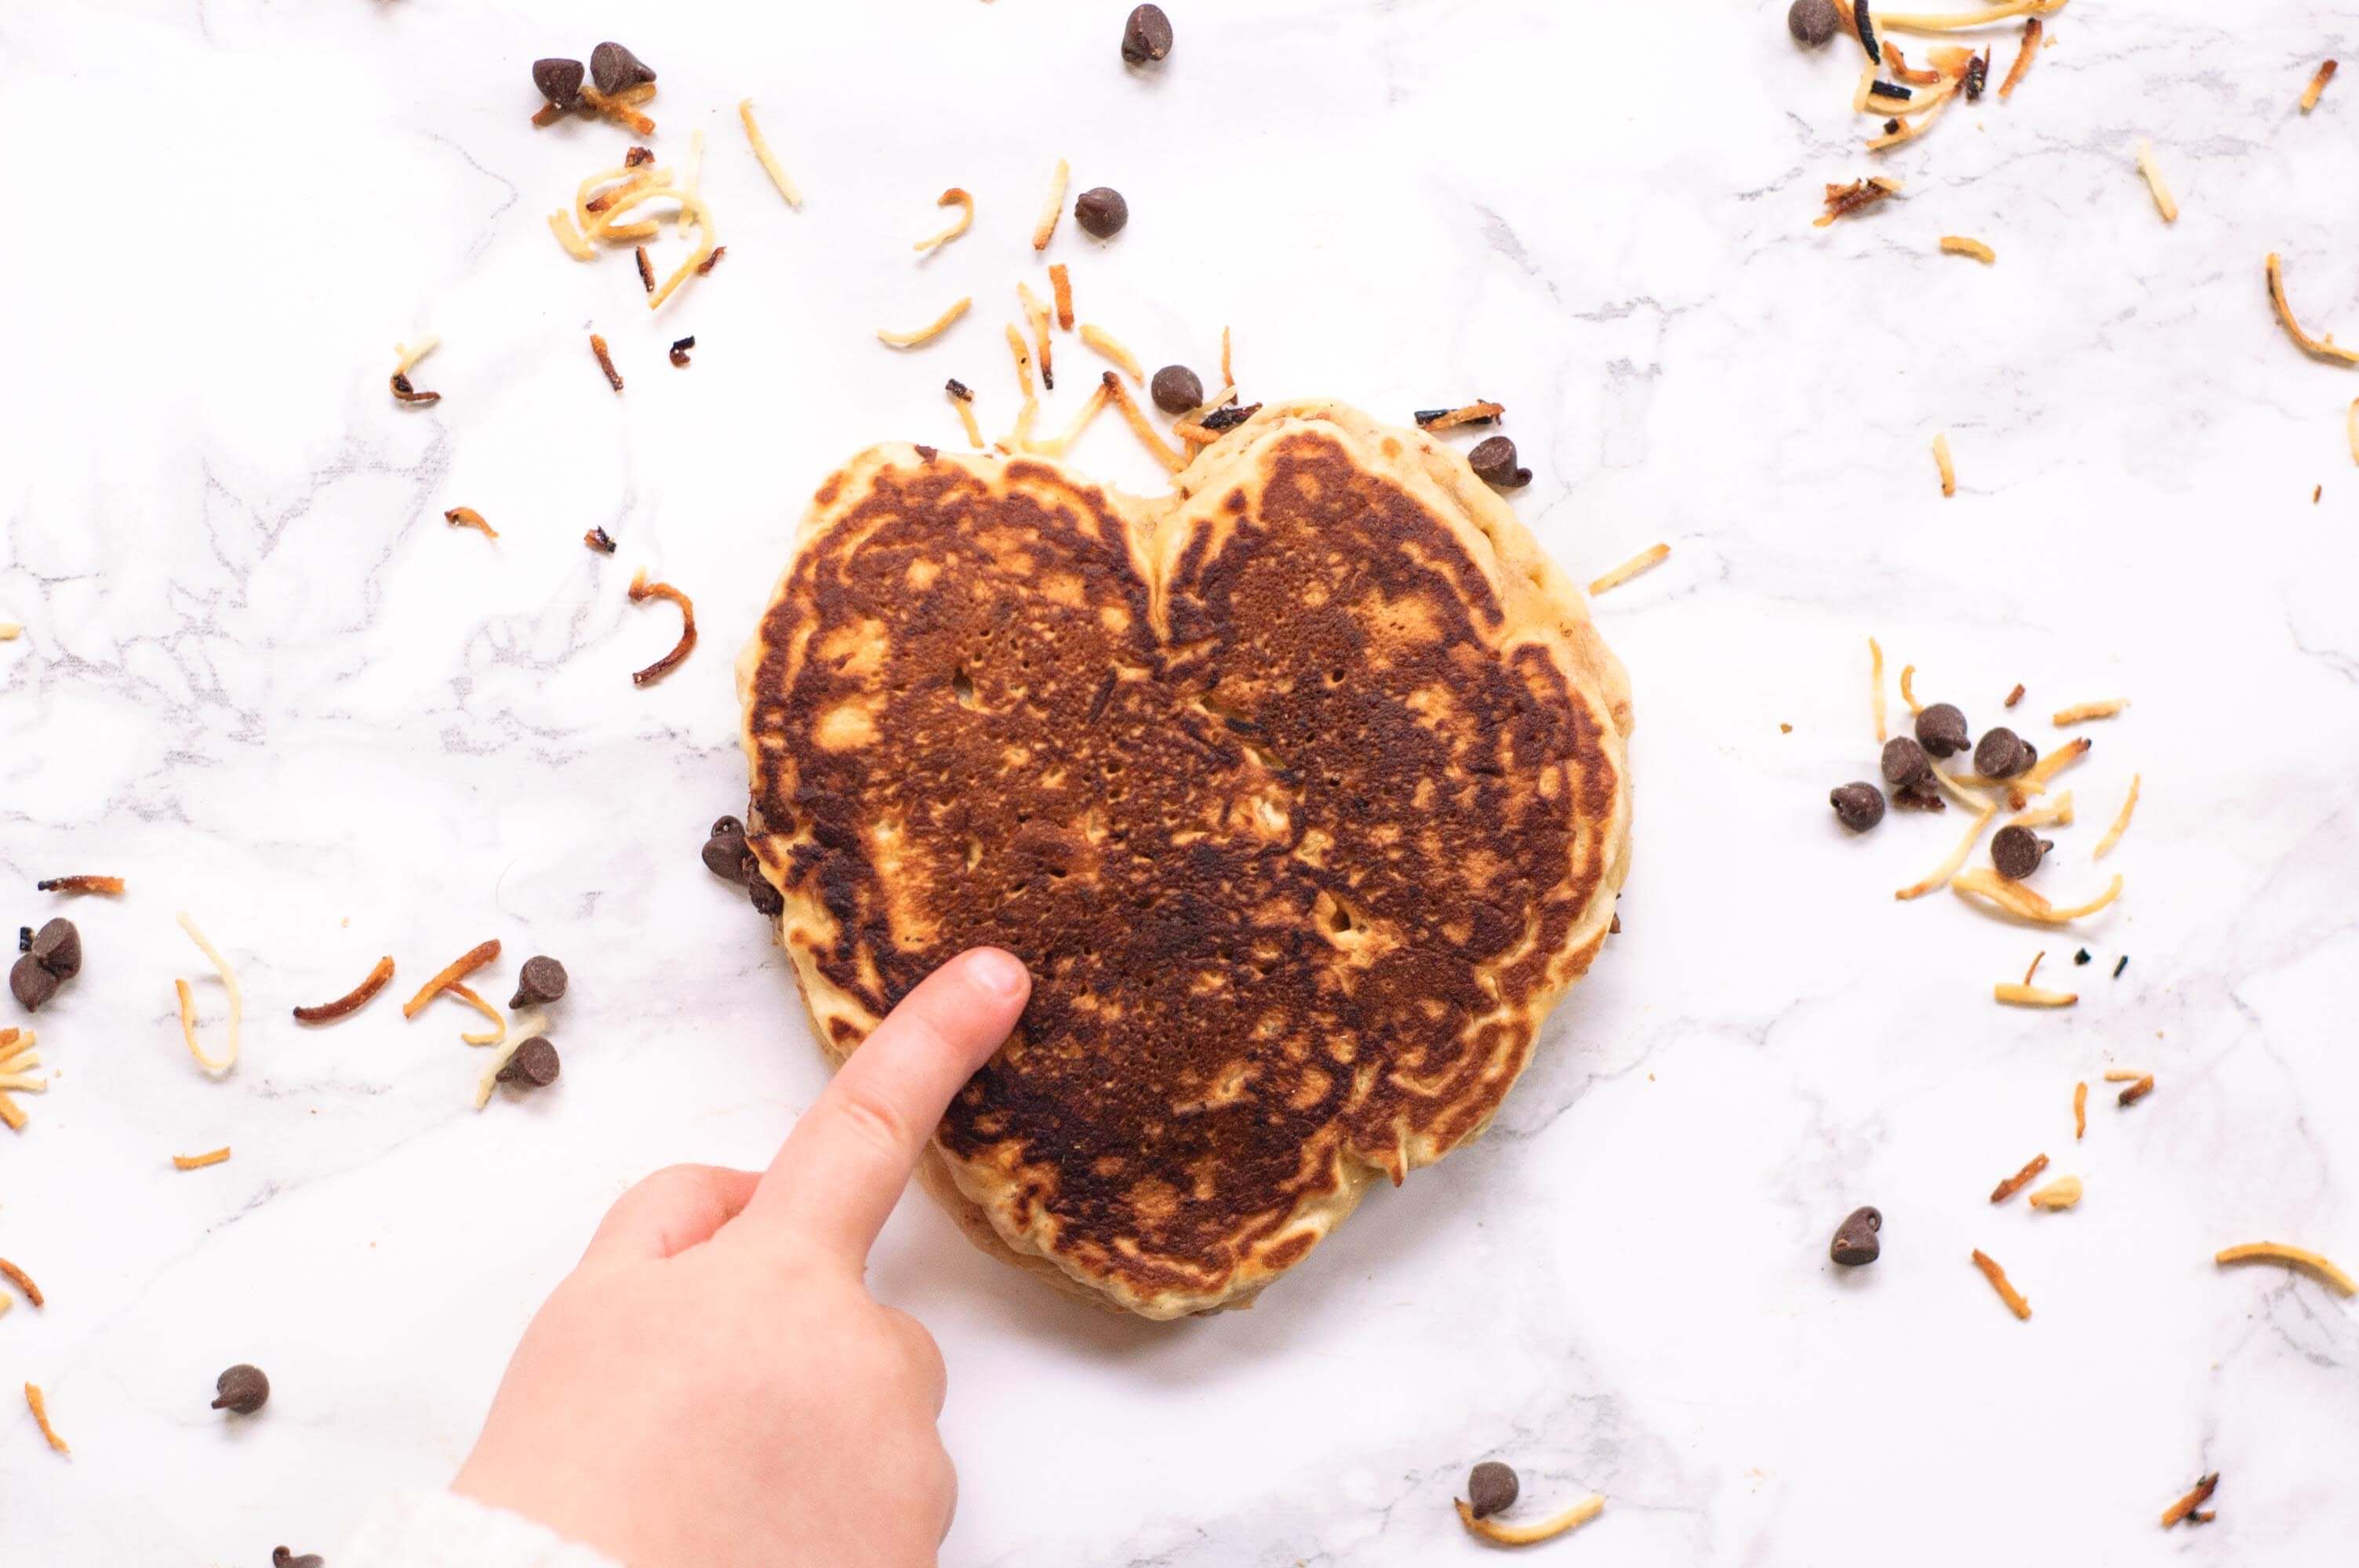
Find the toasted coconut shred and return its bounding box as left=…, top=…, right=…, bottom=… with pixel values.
left=2161, top=1474, right=2219, bottom=1530
left=1101, top=372, right=1186, bottom=472
left=1932, top=432, right=1957, bottom=496
left=2052, top=699, right=2126, bottom=725
left=2102, top=1067, right=2146, bottom=1082
left=1940, top=234, right=1997, bottom=263
left=0, top=1256, right=42, bottom=1306
left=1953, top=867, right=2125, bottom=924
left=174, top=913, right=243, bottom=1077
left=0, top=1032, right=41, bottom=1132
left=1996, top=981, right=2077, bottom=1007
left=914, top=187, right=974, bottom=253
left=1455, top=1495, right=1605, bottom=1547
left=1970, top=1248, right=2032, bottom=1319
left=25, top=1383, right=68, bottom=1454
left=173, top=1146, right=231, bottom=1171
left=1031, top=157, right=1071, bottom=251
left=1028, top=376, right=1113, bottom=459
left=1019, top=283, right=1055, bottom=389
left=1587, top=543, right=1670, bottom=597
left=1898, top=663, right=1921, bottom=713
left=2348, top=398, right=2358, bottom=465
left=37, top=875, right=125, bottom=895
left=1867, top=637, right=1888, bottom=742
left=1418, top=401, right=1507, bottom=433
left=2028, top=1174, right=2082, bottom=1209
left=2011, top=735, right=2092, bottom=801
left=2094, top=774, right=2140, bottom=858
left=1875, top=0, right=2065, bottom=29
left=2215, top=1242, right=2356, bottom=1296
left=1990, top=1152, right=2050, bottom=1204
left=947, top=379, right=985, bottom=448
left=1816, top=175, right=1902, bottom=227
left=1221, top=325, right=1235, bottom=390
left=446, top=982, right=509, bottom=1047
left=2301, top=60, right=2337, bottom=113
left=2007, top=792, right=2074, bottom=829
left=738, top=98, right=802, bottom=209
left=402, top=938, right=500, bottom=1020
left=390, top=336, right=442, bottom=405
left=589, top=333, right=624, bottom=392
left=1897, top=798, right=1997, bottom=899
left=878, top=296, right=972, bottom=348
left=2117, top=1073, right=2156, bottom=1106
left=444, top=506, right=498, bottom=539
left=2135, top=141, right=2179, bottom=223
left=627, top=571, right=699, bottom=686
left=1049, top=263, right=1074, bottom=330
left=1998, top=17, right=2042, bottom=98
left=2074, top=1080, right=2088, bottom=1138
left=293, top=956, right=394, bottom=1024
left=1078, top=323, right=1144, bottom=385
left=2266, top=253, right=2359, bottom=365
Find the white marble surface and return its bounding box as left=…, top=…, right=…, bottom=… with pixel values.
left=5, top=0, right=2357, bottom=1561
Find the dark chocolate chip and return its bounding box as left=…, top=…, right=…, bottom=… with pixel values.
left=1973, top=726, right=2032, bottom=779
left=1830, top=1205, right=1882, bottom=1265
left=1914, top=702, right=1969, bottom=758
left=2074, top=948, right=2092, bottom=965
left=704, top=818, right=752, bottom=884
left=28, top=918, right=78, bottom=980
left=588, top=41, right=655, bottom=96
left=272, top=1550, right=324, bottom=1568
left=510, top=956, right=568, bottom=1009
left=1880, top=735, right=1930, bottom=789
left=1467, top=1461, right=1520, bottom=1519
left=1787, top=0, right=1841, bottom=45
left=1199, top=403, right=1259, bottom=431
left=1150, top=365, right=1204, bottom=415
left=213, top=1363, right=270, bottom=1415
left=10, top=954, right=59, bottom=1012
left=1074, top=187, right=1129, bottom=239
left=1468, top=436, right=1531, bottom=489
left=1830, top=782, right=1885, bottom=833
left=497, top=1036, right=562, bottom=1088
left=1990, top=825, right=2050, bottom=880
left=1121, top=4, right=1174, bottom=64
left=532, top=57, right=584, bottom=111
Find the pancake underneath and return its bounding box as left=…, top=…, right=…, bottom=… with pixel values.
left=739, top=400, right=1632, bottom=1318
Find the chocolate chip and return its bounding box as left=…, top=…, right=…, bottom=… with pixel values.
left=497, top=1036, right=562, bottom=1089
left=1467, top=1461, right=1520, bottom=1519
left=1074, top=187, right=1129, bottom=239
left=27, top=918, right=78, bottom=980
left=532, top=57, right=584, bottom=111
left=704, top=817, right=752, bottom=884
left=213, top=1363, right=270, bottom=1415
left=1788, top=0, right=1841, bottom=45
left=1990, top=825, right=2050, bottom=880
left=1150, top=365, right=1203, bottom=415
left=588, top=41, right=655, bottom=96
left=1914, top=702, right=1969, bottom=758
left=10, top=954, right=59, bottom=1012
left=1830, top=782, right=1885, bottom=833
left=509, top=956, right=568, bottom=1009
left=272, top=1549, right=323, bottom=1568
left=1891, top=782, right=1946, bottom=811
left=1121, top=4, right=1174, bottom=64
left=1880, top=735, right=1929, bottom=789
left=2074, top=948, right=2092, bottom=965
left=1199, top=403, right=1259, bottom=431
left=1830, top=1205, right=1881, bottom=1265
left=1973, top=726, right=2033, bottom=779
left=1468, top=436, right=1531, bottom=489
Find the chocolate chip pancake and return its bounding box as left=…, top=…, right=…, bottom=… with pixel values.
left=737, top=401, right=1631, bottom=1318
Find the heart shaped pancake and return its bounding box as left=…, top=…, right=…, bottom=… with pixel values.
left=739, top=401, right=1631, bottom=1317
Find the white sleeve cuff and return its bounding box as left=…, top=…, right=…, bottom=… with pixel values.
left=339, top=1489, right=624, bottom=1568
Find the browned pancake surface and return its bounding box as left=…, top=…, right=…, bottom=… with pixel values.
left=745, top=412, right=1625, bottom=1314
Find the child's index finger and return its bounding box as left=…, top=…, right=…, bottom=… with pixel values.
left=747, top=946, right=1031, bottom=1266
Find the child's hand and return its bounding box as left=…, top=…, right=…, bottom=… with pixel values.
left=453, top=947, right=1033, bottom=1568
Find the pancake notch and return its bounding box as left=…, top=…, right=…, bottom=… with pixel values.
left=740, top=401, right=1631, bottom=1318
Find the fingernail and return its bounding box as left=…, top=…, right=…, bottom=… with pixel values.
left=965, top=946, right=1030, bottom=999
